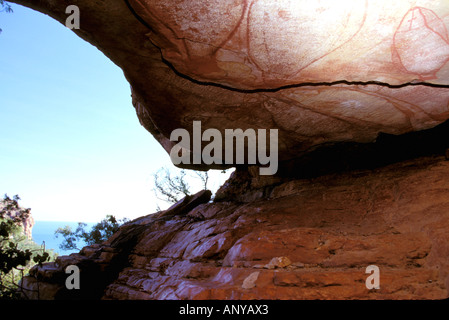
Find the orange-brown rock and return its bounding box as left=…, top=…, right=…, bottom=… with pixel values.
left=132, top=0, right=449, bottom=88
left=10, top=0, right=449, bottom=168
left=20, top=156, right=449, bottom=300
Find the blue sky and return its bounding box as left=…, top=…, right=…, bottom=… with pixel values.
left=0, top=4, right=230, bottom=222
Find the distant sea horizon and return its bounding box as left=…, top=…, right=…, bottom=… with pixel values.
left=32, top=220, right=96, bottom=256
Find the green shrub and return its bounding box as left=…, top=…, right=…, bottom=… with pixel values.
left=0, top=194, right=56, bottom=299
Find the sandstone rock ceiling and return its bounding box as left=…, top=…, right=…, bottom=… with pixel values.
left=12, top=0, right=449, bottom=169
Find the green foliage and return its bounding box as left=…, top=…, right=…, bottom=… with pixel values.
left=152, top=167, right=211, bottom=211
left=0, top=0, right=12, bottom=12
left=0, top=0, right=12, bottom=34
left=153, top=167, right=191, bottom=205
left=55, top=215, right=128, bottom=251
left=0, top=194, right=56, bottom=299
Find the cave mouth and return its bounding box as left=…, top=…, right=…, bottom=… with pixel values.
left=271, top=118, right=449, bottom=179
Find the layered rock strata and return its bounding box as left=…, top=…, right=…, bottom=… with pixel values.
left=21, top=155, right=449, bottom=300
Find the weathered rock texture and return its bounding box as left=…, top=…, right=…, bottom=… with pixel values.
left=21, top=156, right=449, bottom=300
left=10, top=0, right=449, bottom=168
left=132, top=0, right=449, bottom=88
left=10, top=0, right=449, bottom=300
left=0, top=197, right=34, bottom=240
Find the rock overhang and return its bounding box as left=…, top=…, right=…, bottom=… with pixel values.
left=131, top=0, right=449, bottom=89
left=10, top=0, right=449, bottom=172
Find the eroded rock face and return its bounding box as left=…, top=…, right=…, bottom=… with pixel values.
left=20, top=156, right=449, bottom=300
left=132, top=0, right=449, bottom=88
left=11, top=0, right=449, bottom=301
left=11, top=0, right=449, bottom=168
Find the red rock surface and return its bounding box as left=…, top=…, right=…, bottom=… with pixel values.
left=132, top=0, right=449, bottom=88
left=11, top=0, right=449, bottom=167
left=21, top=156, right=449, bottom=300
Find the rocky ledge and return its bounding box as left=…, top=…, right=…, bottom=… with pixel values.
left=21, top=155, right=449, bottom=300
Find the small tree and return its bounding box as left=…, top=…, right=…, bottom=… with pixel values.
left=152, top=167, right=211, bottom=210
left=55, top=215, right=128, bottom=251
left=193, top=170, right=209, bottom=190
left=152, top=167, right=191, bottom=205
